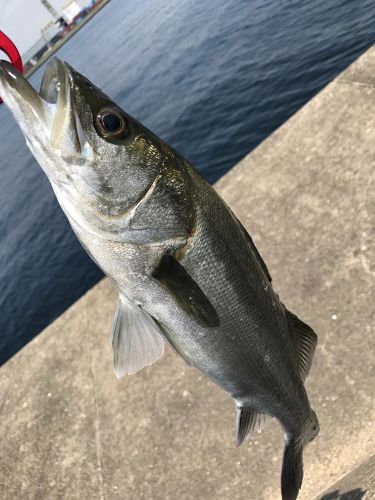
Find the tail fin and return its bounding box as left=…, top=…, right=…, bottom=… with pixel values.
left=281, top=437, right=304, bottom=500
left=281, top=409, right=319, bottom=500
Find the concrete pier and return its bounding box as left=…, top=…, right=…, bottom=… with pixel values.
left=1, top=46, right=374, bottom=499
left=316, top=455, right=375, bottom=499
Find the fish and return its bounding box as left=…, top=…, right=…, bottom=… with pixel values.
left=0, top=58, right=319, bottom=500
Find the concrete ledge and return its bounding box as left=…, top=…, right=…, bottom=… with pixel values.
left=316, top=455, right=375, bottom=499
left=1, top=46, right=374, bottom=499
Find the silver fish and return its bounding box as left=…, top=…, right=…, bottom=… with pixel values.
left=0, top=58, right=319, bottom=500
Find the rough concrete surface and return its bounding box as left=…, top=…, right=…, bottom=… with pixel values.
left=1, top=46, right=374, bottom=500
left=316, top=455, right=375, bottom=499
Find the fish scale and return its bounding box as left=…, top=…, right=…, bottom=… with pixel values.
left=166, top=171, right=304, bottom=408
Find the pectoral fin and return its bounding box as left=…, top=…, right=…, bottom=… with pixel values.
left=111, top=294, right=165, bottom=378
left=152, top=254, right=219, bottom=328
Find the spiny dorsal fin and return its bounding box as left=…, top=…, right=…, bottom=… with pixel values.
left=235, top=406, right=269, bottom=447
left=229, top=209, right=272, bottom=283
left=111, top=295, right=165, bottom=378
left=285, top=309, right=317, bottom=381
left=152, top=253, right=219, bottom=327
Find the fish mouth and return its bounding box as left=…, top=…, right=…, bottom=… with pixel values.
left=0, top=58, right=49, bottom=126
left=0, top=58, right=84, bottom=156
left=39, top=57, right=67, bottom=105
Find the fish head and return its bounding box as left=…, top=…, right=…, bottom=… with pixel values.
left=0, top=58, right=170, bottom=240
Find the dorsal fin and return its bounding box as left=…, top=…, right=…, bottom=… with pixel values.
left=111, top=294, right=165, bottom=378
left=235, top=406, right=269, bottom=447
left=285, top=309, right=318, bottom=380
left=152, top=253, right=219, bottom=327
left=229, top=210, right=272, bottom=283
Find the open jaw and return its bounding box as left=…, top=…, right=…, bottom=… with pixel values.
left=39, top=57, right=68, bottom=105
left=0, top=58, right=84, bottom=155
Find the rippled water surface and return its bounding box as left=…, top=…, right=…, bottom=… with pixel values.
left=1, top=0, right=374, bottom=363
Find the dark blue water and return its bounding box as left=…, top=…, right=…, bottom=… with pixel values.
left=1, top=0, right=374, bottom=364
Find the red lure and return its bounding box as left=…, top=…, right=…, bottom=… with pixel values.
left=0, top=31, right=23, bottom=104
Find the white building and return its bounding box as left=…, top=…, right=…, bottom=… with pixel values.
left=62, top=0, right=83, bottom=24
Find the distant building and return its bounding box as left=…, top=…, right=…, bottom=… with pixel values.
left=41, top=0, right=59, bottom=20
left=40, top=0, right=68, bottom=30
left=22, top=0, right=107, bottom=75
left=41, top=20, right=61, bottom=44
left=62, top=0, right=83, bottom=24
left=75, top=0, right=93, bottom=7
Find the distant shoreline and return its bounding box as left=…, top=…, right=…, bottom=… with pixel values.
left=24, top=0, right=110, bottom=78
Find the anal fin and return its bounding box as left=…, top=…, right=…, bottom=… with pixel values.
left=235, top=406, right=269, bottom=447
left=285, top=309, right=317, bottom=381
left=111, top=294, right=165, bottom=378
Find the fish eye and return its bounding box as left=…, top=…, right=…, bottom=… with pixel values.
left=102, top=114, right=121, bottom=131
left=95, top=107, right=128, bottom=140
